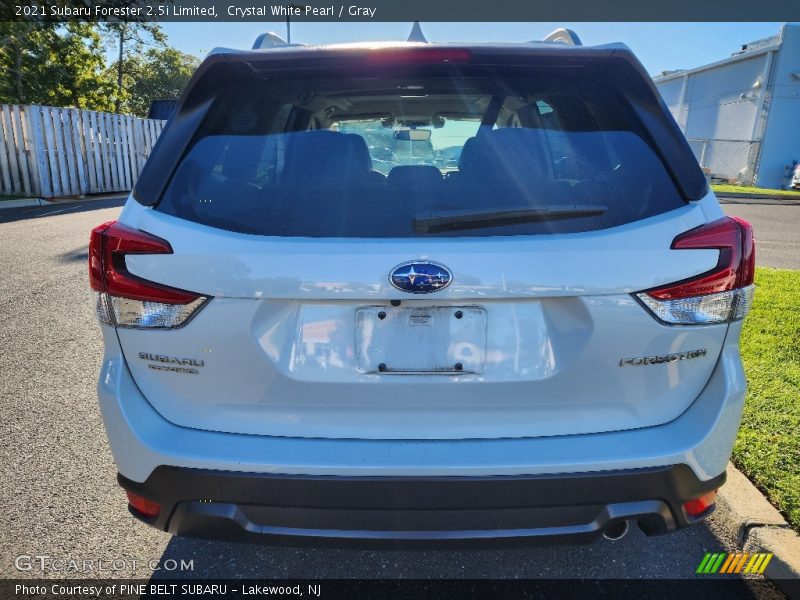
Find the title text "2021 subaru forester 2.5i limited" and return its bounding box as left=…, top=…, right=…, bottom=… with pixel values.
left=90, top=36, right=755, bottom=545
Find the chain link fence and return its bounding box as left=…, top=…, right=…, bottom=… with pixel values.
left=687, top=138, right=761, bottom=186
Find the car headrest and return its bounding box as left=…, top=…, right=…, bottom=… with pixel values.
left=387, top=165, right=443, bottom=188
left=281, top=130, right=371, bottom=184
left=461, top=128, right=551, bottom=182
left=222, top=135, right=272, bottom=182
left=343, top=134, right=373, bottom=172
left=458, top=137, right=478, bottom=173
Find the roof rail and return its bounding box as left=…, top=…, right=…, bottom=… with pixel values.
left=253, top=32, right=288, bottom=49
left=539, top=28, right=582, bottom=46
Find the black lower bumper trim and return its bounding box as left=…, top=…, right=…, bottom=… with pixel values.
left=118, top=465, right=725, bottom=546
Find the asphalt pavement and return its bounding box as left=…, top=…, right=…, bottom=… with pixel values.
left=0, top=196, right=795, bottom=584
left=720, top=196, right=800, bottom=270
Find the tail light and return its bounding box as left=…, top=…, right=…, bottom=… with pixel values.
left=636, top=216, right=755, bottom=325
left=89, top=221, right=207, bottom=328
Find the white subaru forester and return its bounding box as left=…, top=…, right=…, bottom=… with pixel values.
left=91, top=35, right=755, bottom=544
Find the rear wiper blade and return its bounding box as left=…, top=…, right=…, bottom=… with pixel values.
left=413, top=205, right=607, bottom=233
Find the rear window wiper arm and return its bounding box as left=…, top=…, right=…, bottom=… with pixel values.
left=413, top=205, right=608, bottom=233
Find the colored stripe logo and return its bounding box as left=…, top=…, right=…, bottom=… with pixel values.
left=696, top=552, right=773, bottom=574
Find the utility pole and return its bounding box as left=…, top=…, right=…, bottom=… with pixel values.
left=14, top=37, right=23, bottom=102
left=116, top=28, right=125, bottom=113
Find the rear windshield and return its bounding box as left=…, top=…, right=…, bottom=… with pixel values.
left=156, top=68, right=686, bottom=237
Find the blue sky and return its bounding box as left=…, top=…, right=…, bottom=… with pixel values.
left=160, top=22, right=789, bottom=75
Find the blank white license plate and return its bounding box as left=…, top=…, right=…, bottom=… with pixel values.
left=355, top=306, right=487, bottom=373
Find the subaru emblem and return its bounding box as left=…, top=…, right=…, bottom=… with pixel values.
left=389, top=261, right=452, bottom=294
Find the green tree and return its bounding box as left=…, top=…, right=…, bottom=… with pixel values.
left=42, top=23, right=116, bottom=111
left=0, top=22, right=52, bottom=103
left=0, top=22, right=115, bottom=111
left=102, top=23, right=166, bottom=113
left=124, top=46, right=200, bottom=117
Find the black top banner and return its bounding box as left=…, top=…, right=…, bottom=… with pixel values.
left=2, top=0, right=799, bottom=22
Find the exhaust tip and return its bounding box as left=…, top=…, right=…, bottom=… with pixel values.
left=603, top=520, right=630, bottom=541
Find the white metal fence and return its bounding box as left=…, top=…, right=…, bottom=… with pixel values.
left=687, top=138, right=761, bottom=186
left=0, top=104, right=165, bottom=199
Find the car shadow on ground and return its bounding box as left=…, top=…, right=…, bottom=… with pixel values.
left=0, top=196, right=126, bottom=224
left=58, top=247, right=90, bottom=263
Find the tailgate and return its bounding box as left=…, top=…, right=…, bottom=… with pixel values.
left=112, top=200, right=727, bottom=440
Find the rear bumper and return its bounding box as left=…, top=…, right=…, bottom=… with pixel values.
left=119, top=464, right=724, bottom=545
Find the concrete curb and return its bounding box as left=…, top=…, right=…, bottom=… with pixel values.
left=0, top=197, right=48, bottom=209
left=744, top=527, right=800, bottom=582
left=0, top=194, right=128, bottom=211
left=717, top=463, right=799, bottom=592
left=714, top=190, right=800, bottom=201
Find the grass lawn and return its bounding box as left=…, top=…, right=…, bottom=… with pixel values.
left=712, top=184, right=800, bottom=197
left=734, top=267, right=800, bottom=530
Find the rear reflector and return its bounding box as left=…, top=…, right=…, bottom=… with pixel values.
left=683, top=490, right=717, bottom=518
left=637, top=217, right=755, bottom=325
left=366, top=48, right=472, bottom=65
left=90, top=221, right=208, bottom=329
left=125, top=490, right=160, bottom=518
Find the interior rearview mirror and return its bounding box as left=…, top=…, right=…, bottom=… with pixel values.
left=394, top=129, right=432, bottom=142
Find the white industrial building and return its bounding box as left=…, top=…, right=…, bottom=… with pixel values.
left=654, top=23, right=800, bottom=190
